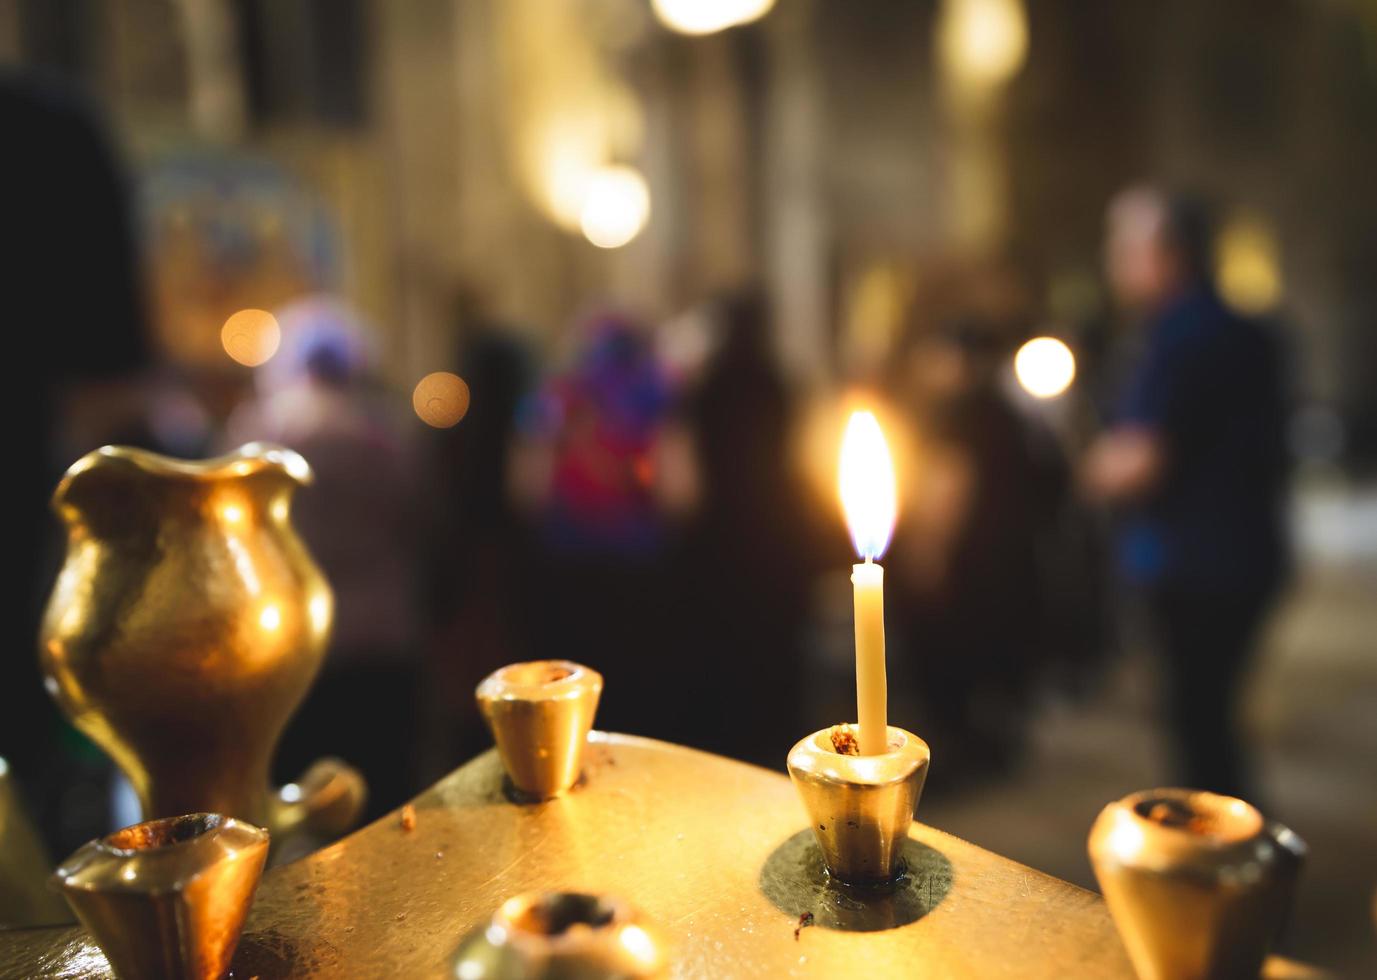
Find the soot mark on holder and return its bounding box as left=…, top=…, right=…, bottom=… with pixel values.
left=758, top=830, right=953, bottom=933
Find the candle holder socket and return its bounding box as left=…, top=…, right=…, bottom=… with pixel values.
left=1088, top=788, right=1306, bottom=980
left=476, top=661, right=603, bottom=800
left=787, top=725, right=930, bottom=886
left=452, top=890, right=666, bottom=979
left=52, top=812, right=269, bottom=980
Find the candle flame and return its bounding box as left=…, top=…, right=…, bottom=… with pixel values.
left=839, top=410, right=897, bottom=561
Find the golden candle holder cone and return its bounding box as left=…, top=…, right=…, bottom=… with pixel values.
left=52, top=813, right=269, bottom=980
left=452, top=891, right=666, bottom=979
left=1088, top=788, right=1306, bottom=980
left=787, top=725, right=931, bottom=886
left=476, top=661, right=603, bottom=800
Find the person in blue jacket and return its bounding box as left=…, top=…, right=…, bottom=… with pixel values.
left=1084, top=186, right=1290, bottom=800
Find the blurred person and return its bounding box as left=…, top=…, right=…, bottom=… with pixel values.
left=6, top=69, right=156, bottom=855
left=669, top=289, right=813, bottom=764
left=509, top=314, right=678, bottom=740
left=226, top=296, right=425, bottom=820
left=1084, top=186, right=1289, bottom=799
left=426, top=310, right=536, bottom=766
left=888, top=259, right=1072, bottom=783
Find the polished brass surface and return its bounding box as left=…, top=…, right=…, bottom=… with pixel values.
left=52, top=813, right=268, bottom=980
left=477, top=661, right=603, bottom=799
left=1089, top=788, right=1307, bottom=980
left=787, top=726, right=930, bottom=885
left=452, top=891, right=666, bottom=979
left=0, top=735, right=1123, bottom=977
left=0, top=737, right=1321, bottom=978
left=0, top=757, right=71, bottom=926
left=40, top=444, right=364, bottom=842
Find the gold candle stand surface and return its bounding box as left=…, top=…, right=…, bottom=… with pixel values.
left=0, top=735, right=1324, bottom=979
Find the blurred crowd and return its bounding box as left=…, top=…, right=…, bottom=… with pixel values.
left=11, top=70, right=1291, bottom=855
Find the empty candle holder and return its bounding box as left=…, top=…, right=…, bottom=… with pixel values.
left=52, top=812, right=269, bottom=980
left=476, top=660, right=604, bottom=800
left=1089, top=788, right=1306, bottom=980
left=452, top=890, right=666, bottom=979
left=787, top=725, right=931, bottom=887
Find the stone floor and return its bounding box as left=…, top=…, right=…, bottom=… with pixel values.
left=922, top=482, right=1377, bottom=977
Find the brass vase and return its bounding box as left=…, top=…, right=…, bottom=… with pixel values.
left=40, top=443, right=364, bottom=839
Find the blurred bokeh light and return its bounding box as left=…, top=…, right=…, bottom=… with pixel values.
left=220, top=309, right=282, bottom=367
left=937, top=0, right=1028, bottom=89
left=651, top=0, right=776, bottom=36
left=580, top=165, right=651, bottom=249
left=1215, top=212, right=1284, bottom=315
left=412, top=372, right=471, bottom=428
left=1014, top=336, right=1076, bottom=399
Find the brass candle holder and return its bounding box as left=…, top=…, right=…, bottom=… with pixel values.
left=52, top=812, right=269, bottom=980
left=452, top=890, right=666, bottom=979
left=787, top=725, right=931, bottom=886
left=1089, top=788, right=1307, bottom=980
left=476, top=661, right=604, bottom=800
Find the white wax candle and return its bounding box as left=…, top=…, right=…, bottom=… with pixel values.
left=839, top=409, right=897, bottom=757
left=852, top=558, right=888, bottom=755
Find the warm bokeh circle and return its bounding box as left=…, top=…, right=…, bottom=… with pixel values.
left=412, top=372, right=471, bottom=428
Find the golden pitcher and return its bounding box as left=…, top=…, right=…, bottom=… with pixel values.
left=40, top=443, right=364, bottom=841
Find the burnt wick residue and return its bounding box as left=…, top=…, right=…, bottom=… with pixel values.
left=105, top=813, right=223, bottom=852
left=829, top=725, right=860, bottom=756
left=1134, top=796, right=1240, bottom=839
left=514, top=894, right=617, bottom=936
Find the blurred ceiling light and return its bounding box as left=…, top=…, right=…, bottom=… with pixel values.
left=1014, top=336, right=1076, bottom=399
left=519, top=91, right=645, bottom=233
left=221, top=309, right=281, bottom=367
left=534, top=116, right=610, bottom=230
left=1215, top=212, right=1283, bottom=315
left=580, top=165, right=651, bottom=248
left=412, top=372, right=471, bottom=428
left=651, top=0, right=776, bottom=35
left=938, top=0, right=1028, bottom=89
left=500, top=0, right=645, bottom=232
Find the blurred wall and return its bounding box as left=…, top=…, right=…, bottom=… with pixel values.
left=5, top=0, right=1377, bottom=457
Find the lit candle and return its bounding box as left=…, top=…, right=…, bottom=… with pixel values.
left=839, top=410, right=898, bottom=756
